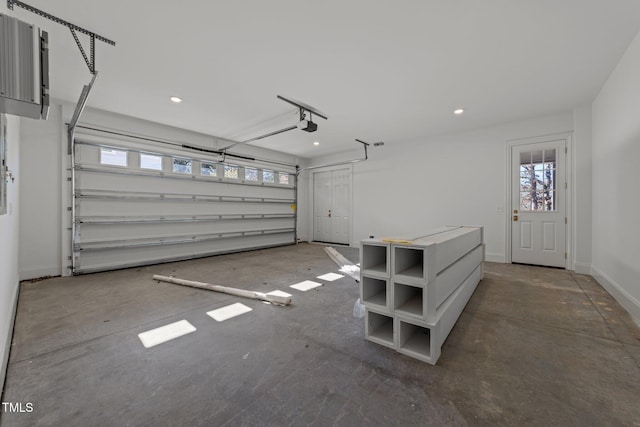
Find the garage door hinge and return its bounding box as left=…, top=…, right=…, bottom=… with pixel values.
left=67, top=177, right=72, bottom=181
left=67, top=207, right=72, bottom=211
left=565, top=217, right=567, bottom=224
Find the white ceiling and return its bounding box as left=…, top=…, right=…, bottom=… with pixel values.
left=5, top=1, right=640, bottom=158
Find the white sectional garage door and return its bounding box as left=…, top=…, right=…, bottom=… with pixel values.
left=71, top=129, right=296, bottom=274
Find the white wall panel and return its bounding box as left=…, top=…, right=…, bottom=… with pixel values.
left=0, top=114, right=20, bottom=394
left=572, top=105, right=593, bottom=273
left=18, top=105, right=62, bottom=278
left=592, top=29, right=640, bottom=324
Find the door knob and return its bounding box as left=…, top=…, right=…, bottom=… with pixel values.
left=513, top=215, right=518, bottom=221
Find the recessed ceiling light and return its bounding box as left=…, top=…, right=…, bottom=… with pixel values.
left=453, top=108, right=464, bottom=115
left=313, top=141, right=320, bottom=146
left=170, top=96, right=182, bottom=103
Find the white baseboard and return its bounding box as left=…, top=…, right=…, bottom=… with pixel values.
left=485, top=252, right=505, bottom=263
left=1, top=283, right=19, bottom=395
left=19, top=266, right=61, bottom=281
left=591, top=266, right=640, bottom=327
left=573, top=262, right=592, bottom=275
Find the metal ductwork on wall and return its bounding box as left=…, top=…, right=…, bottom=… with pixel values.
left=0, top=13, right=49, bottom=120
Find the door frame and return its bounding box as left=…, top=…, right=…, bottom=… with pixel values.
left=505, top=132, right=573, bottom=269
left=310, top=164, right=353, bottom=246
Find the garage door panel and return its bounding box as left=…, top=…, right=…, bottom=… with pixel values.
left=75, top=143, right=101, bottom=163
left=77, top=218, right=295, bottom=242
left=73, top=137, right=297, bottom=274
left=76, top=199, right=294, bottom=217
left=74, top=232, right=295, bottom=274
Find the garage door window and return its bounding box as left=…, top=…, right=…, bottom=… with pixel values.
left=263, top=170, right=275, bottom=183
left=245, top=168, right=258, bottom=181
left=278, top=172, right=289, bottom=185
left=224, top=165, right=239, bottom=179
left=100, top=148, right=127, bottom=167
left=201, top=163, right=217, bottom=177
left=173, top=158, right=192, bottom=174
left=140, top=153, right=162, bottom=170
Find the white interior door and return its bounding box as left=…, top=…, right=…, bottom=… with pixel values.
left=331, top=168, right=351, bottom=244
left=313, top=171, right=332, bottom=242
left=313, top=168, right=351, bottom=244
left=511, top=140, right=566, bottom=267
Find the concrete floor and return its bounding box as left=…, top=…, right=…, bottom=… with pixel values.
left=1, top=243, right=639, bottom=426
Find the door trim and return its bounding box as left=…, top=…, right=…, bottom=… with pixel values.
left=505, top=132, right=573, bottom=269
left=310, top=164, right=353, bottom=246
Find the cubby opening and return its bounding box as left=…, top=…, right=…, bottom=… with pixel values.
left=398, top=320, right=432, bottom=359
left=393, top=246, right=424, bottom=279
left=367, top=311, right=394, bottom=346
left=394, top=282, right=423, bottom=317
left=362, top=276, right=387, bottom=307
left=362, top=244, right=388, bottom=274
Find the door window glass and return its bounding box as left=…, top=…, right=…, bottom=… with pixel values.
left=519, top=149, right=556, bottom=211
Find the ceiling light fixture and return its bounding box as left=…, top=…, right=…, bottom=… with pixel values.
left=170, top=96, right=182, bottom=103
left=453, top=108, right=464, bottom=115
left=313, top=141, right=320, bottom=146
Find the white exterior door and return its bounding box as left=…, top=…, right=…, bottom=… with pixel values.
left=313, top=168, right=351, bottom=244
left=511, top=140, right=566, bottom=267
